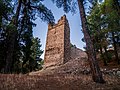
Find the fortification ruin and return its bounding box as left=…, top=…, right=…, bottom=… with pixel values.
left=44, top=15, right=71, bottom=67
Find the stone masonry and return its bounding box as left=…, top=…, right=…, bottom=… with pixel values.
left=44, top=15, right=71, bottom=67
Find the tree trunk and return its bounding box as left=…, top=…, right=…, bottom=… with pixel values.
left=103, top=46, right=108, bottom=65
left=112, top=32, right=119, bottom=64
left=100, top=45, right=108, bottom=66
left=4, top=0, right=22, bottom=73
left=99, top=46, right=103, bottom=55
left=77, top=0, right=105, bottom=83
left=0, top=16, right=2, bottom=28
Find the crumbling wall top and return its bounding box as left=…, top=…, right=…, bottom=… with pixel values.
left=48, top=15, right=68, bottom=30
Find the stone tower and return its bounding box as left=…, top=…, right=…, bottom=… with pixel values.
left=44, top=15, right=71, bottom=67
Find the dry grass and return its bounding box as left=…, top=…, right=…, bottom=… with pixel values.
left=0, top=74, right=120, bottom=90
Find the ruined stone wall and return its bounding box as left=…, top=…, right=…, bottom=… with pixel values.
left=44, top=15, right=70, bottom=67
left=64, top=18, right=70, bottom=63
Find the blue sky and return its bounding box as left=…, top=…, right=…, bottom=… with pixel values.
left=33, top=1, right=86, bottom=59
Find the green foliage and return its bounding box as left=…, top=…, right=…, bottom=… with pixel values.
left=87, top=0, right=120, bottom=65
left=31, top=37, right=43, bottom=60
left=13, top=37, right=43, bottom=74
left=0, top=0, right=54, bottom=73
left=30, top=37, right=43, bottom=71
left=51, top=0, right=77, bottom=14
left=36, top=2, right=55, bottom=23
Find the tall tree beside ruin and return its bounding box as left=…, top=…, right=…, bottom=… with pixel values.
left=51, top=0, right=105, bottom=83
left=0, top=0, right=13, bottom=72
left=78, top=0, right=105, bottom=83
left=87, top=1, right=109, bottom=66
left=1, top=0, right=55, bottom=73
left=4, top=0, right=22, bottom=73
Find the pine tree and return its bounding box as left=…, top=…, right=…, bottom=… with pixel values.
left=0, top=0, right=55, bottom=73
